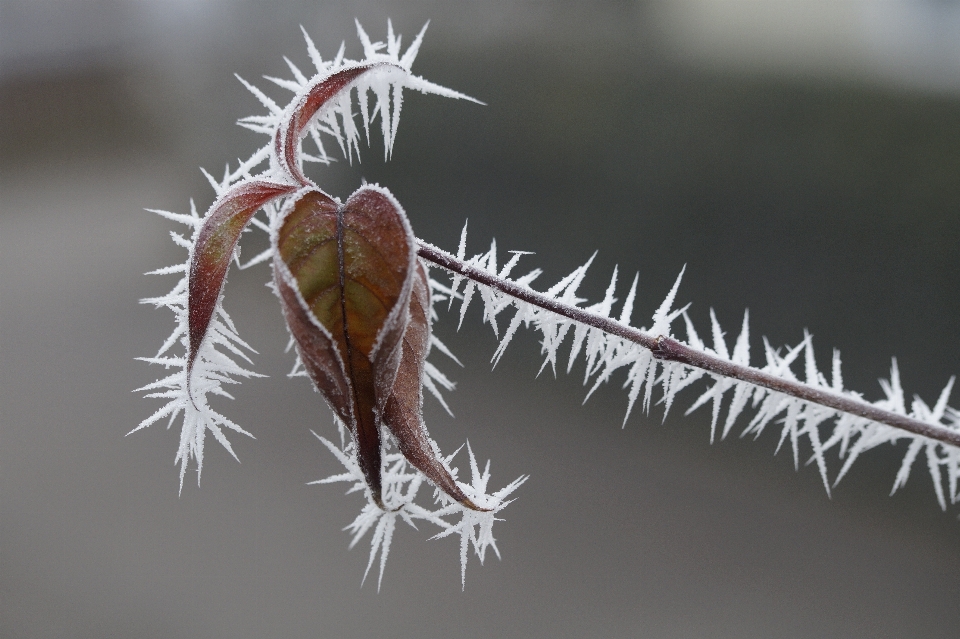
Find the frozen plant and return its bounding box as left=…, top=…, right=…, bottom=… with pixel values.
left=136, top=20, right=960, bottom=588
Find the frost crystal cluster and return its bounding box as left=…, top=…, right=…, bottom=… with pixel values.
left=431, top=228, right=960, bottom=510
left=137, top=21, right=522, bottom=587
left=138, top=20, right=960, bottom=588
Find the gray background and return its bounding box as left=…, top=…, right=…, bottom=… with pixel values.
left=3, top=1, right=960, bottom=637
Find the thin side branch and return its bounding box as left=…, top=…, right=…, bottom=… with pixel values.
left=417, top=240, right=960, bottom=450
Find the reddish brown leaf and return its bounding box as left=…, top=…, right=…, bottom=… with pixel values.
left=275, top=185, right=480, bottom=510
left=275, top=185, right=414, bottom=507
left=382, top=262, right=483, bottom=510
left=276, top=63, right=399, bottom=185
left=188, top=180, right=297, bottom=372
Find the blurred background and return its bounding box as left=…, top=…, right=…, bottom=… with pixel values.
left=3, top=1, right=960, bottom=637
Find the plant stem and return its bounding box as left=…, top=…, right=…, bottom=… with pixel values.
left=417, top=240, right=960, bottom=450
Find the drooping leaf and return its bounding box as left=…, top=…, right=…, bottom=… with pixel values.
left=276, top=63, right=396, bottom=184
left=274, top=185, right=415, bottom=507
left=274, top=185, right=482, bottom=510
left=188, top=180, right=296, bottom=373
left=382, top=261, right=481, bottom=510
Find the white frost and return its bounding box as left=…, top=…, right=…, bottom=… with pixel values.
left=138, top=22, right=522, bottom=587
left=437, top=225, right=960, bottom=510
left=311, top=419, right=525, bottom=590
left=135, top=200, right=264, bottom=492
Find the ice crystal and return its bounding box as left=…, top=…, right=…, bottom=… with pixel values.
left=133, top=200, right=264, bottom=492
left=138, top=21, right=475, bottom=483
left=138, top=19, right=960, bottom=590
left=235, top=19, right=479, bottom=178
left=311, top=420, right=525, bottom=590
left=437, top=225, right=960, bottom=508
left=138, top=22, right=522, bottom=585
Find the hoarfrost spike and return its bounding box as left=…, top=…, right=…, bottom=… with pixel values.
left=141, top=22, right=518, bottom=587
left=140, top=20, right=960, bottom=590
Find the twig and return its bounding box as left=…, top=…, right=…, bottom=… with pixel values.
left=417, top=240, right=960, bottom=450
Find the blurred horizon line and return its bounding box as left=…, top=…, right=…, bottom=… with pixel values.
left=4, top=0, right=960, bottom=95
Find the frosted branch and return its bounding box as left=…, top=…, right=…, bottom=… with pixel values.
left=648, top=336, right=960, bottom=448
left=417, top=237, right=960, bottom=507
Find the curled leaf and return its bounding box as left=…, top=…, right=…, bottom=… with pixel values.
left=276, top=62, right=399, bottom=185
left=274, top=185, right=412, bottom=506
left=188, top=180, right=297, bottom=374
left=274, top=185, right=480, bottom=510
left=382, top=261, right=482, bottom=510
